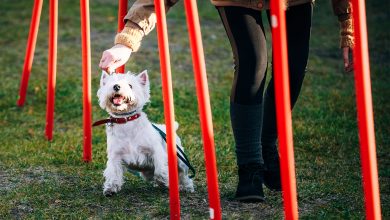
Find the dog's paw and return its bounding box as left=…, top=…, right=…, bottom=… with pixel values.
left=180, top=182, right=195, bottom=193
left=103, top=183, right=121, bottom=197
left=154, top=175, right=169, bottom=188
left=154, top=169, right=169, bottom=187
left=103, top=188, right=117, bottom=197
left=186, top=185, right=195, bottom=193
left=180, top=185, right=195, bottom=193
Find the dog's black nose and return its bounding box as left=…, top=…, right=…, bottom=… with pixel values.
left=113, top=84, right=120, bottom=92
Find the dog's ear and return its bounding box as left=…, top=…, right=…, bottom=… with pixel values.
left=100, top=71, right=109, bottom=87
left=138, top=70, right=149, bottom=86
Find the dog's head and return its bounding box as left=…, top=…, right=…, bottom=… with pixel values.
left=97, top=70, right=150, bottom=114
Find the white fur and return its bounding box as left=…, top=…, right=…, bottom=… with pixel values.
left=97, top=70, right=194, bottom=196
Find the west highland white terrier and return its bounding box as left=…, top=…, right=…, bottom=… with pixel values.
left=96, top=70, right=194, bottom=196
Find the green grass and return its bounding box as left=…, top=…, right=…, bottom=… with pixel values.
left=0, top=0, right=389, bottom=219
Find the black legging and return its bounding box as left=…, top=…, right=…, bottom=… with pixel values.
left=218, top=3, right=313, bottom=147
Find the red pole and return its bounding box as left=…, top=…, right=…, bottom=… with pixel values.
left=154, top=0, right=181, bottom=219
left=116, top=0, right=128, bottom=73
left=269, top=1, right=298, bottom=219
left=17, top=0, right=43, bottom=107
left=183, top=1, right=221, bottom=219
left=45, top=0, right=58, bottom=141
left=351, top=1, right=382, bottom=219
left=80, top=0, right=93, bottom=162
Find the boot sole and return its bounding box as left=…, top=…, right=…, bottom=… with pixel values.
left=235, top=195, right=265, bottom=203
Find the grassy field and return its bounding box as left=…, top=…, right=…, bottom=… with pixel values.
left=0, top=0, right=389, bottom=219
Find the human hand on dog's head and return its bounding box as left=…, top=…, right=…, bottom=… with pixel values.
left=99, top=44, right=132, bottom=74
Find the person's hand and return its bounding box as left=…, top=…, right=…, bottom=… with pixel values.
left=99, top=44, right=132, bottom=73
left=343, top=47, right=354, bottom=73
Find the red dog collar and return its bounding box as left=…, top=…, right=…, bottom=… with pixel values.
left=93, top=113, right=141, bottom=127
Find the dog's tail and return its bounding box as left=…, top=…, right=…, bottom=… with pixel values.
left=174, top=121, right=179, bottom=130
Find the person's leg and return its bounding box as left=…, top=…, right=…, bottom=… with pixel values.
left=217, top=6, right=268, bottom=202
left=262, top=3, right=313, bottom=190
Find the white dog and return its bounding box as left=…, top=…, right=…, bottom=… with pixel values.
left=96, top=70, right=194, bottom=196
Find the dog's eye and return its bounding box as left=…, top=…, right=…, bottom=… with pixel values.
left=128, top=84, right=132, bottom=89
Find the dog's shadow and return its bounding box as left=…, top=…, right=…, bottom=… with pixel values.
left=109, top=172, right=168, bottom=197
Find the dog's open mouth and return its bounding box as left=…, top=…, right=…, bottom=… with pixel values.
left=110, top=94, right=128, bottom=106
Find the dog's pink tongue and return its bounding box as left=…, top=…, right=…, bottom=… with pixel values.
left=113, top=97, right=123, bottom=105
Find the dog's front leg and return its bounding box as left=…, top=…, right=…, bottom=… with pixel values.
left=103, top=157, right=124, bottom=196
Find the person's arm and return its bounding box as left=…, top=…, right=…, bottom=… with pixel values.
left=331, top=0, right=354, bottom=72
left=99, top=0, right=179, bottom=73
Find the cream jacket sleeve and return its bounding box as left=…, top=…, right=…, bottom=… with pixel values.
left=115, top=0, right=179, bottom=52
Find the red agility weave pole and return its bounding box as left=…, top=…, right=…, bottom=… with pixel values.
left=17, top=0, right=93, bottom=160
left=80, top=0, right=93, bottom=162
left=154, top=0, right=181, bottom=219
left=45, top=0, right=58, bottom=141
left=17, top=0, right=43, bottom=107
left=184, top=0, right=221, bottom=219
left=270, top=1, right=298, bottom=219
left=116, top=0, right=128, bottom=73
left=351, top=0, right=382, bottom=219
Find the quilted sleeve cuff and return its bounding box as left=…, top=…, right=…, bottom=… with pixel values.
left=339, top=18, right=354, bottom=48
left=114, top=22, right=144, bottom=52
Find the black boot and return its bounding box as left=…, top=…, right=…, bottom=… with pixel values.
left=235, top=163, right=265, bottom=202
left=230, top=103, right=266, bottom=202
left=263, top=145, right=282, bottom=191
